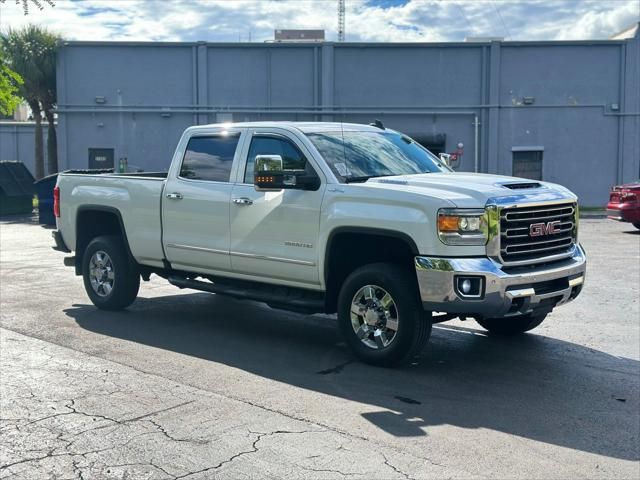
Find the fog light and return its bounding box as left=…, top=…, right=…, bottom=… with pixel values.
left=455, top=276, right=484, bottom=299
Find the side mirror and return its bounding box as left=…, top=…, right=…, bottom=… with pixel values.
left=439, top=153, right=451, bottom=166
left=254, top=155, right=320, bottom=191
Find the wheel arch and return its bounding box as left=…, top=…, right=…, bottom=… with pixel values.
left=75, top=205, right=136, bottom=275
left=323, top=227, right=419, bottom=313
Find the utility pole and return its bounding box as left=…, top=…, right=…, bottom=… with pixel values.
left=337, top=0, right=345, bottom=42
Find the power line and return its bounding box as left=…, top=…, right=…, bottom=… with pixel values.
left=454, top=2, right=473, bottom=36
left=491, top=1, right=512, bottom=40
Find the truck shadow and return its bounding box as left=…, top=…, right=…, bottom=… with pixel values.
left=66, top=292, right=639, bottom=461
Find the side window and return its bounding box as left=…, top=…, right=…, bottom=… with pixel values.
left=180, top=134, right=240, bottom=182
left=244, top=136, right=313, bottom=184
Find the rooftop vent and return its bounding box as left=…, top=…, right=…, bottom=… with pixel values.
left=273, top=29, right=325, bottom=42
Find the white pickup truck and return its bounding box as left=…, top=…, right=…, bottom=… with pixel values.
left=53, top=122, right=586, bottom=366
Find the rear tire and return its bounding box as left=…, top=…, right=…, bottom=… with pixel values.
left=82, top=235, right=140, bottom=310
left=337, top=263, right=431, bottom=367
left=475, top=313, right=547, bottom=335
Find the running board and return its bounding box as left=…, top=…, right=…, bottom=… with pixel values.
left=167, top=275, right=325, bottom=314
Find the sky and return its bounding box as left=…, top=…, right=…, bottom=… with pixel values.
left=0, top=0, right=638, bottom=43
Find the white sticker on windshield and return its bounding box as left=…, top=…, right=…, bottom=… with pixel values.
left=334, top=162, right=350, bottom=176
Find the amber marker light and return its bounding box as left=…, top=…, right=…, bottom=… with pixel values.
left=438, top=215, right=459, bottom=232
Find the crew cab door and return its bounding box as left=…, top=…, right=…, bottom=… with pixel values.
left=162, top=128, right=244, bottom=273
left=229, top=130, right=324, bottom=286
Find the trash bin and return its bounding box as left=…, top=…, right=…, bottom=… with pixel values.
left=34, top=173, right=59, bottom=226
left=0, top=161, right=35, bottom=216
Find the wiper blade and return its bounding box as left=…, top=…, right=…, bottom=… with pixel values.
left=343, top=175, right=389, bottom=183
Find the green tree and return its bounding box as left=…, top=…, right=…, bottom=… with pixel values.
left=0, top=48, right=23, bottom=116
left=2, top=26, right=60, bottom=178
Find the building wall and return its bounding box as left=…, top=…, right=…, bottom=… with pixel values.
left=53, top=32, right=639, bottom=205
left=0, top=122, right=48, bottom=176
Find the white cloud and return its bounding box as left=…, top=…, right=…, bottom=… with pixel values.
left=0, top=0, right=637, bottom=42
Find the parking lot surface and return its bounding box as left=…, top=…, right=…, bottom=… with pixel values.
left=1, top=217, right=639, bottom=479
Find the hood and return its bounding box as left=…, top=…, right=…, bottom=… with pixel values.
left=612, top=181, right=640, bottom=191
left=363, top=172, right=576, bottom=208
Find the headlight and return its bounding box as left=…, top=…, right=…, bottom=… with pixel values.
left=437, top=208, right=488, bottom=245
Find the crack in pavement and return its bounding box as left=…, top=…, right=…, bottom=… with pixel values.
left=382, top=453, right=415, bottom=480
left=172, top=430, right=323, bottom=479
left=146, top=418, right=210, bottom=445
left=1, top=327, right=452, bottom=479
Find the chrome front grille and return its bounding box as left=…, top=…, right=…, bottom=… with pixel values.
left=499, top=202, right=577, bottom=266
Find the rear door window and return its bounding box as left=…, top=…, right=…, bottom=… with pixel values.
left=180, top=134, right=241, bottom=182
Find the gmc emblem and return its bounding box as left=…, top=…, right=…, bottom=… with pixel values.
left=530, top=220, right=561, bottom=237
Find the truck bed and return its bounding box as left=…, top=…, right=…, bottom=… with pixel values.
left=62, top=169, right=168, bottom=179
left=56, top=172, right=166, bottom=268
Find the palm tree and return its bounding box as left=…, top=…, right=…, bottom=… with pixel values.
left=0, top=48, right=23, bottom=116
left=38, top=32, right=59, bottom=175
left=2, top=26, right=60, bottom=178
left=8, top=1, right=56, bottom=16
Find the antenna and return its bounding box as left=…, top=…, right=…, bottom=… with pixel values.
left=338, top=0, right=345, bottom=42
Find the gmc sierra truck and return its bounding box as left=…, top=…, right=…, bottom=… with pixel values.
left=53, top=122, right=586, bottom=366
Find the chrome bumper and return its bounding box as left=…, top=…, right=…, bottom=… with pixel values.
left=415, top=244, right=586, bottom=318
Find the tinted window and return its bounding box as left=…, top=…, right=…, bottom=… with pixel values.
left=244, top=136, right=312, bottom=183
left=180, top=134, right=240, bottom=182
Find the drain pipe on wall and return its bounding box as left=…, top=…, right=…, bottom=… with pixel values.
left=473, top=115, right=480, bottom=173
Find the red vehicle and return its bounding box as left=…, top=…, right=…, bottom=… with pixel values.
left=607, top=181, right=640, bottom=229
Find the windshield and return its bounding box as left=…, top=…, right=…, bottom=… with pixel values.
left=306, top=130, right=451, bottom=182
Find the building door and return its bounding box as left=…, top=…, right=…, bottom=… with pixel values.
left=88, top=148, right=114, bottom=169
left=512, top=150, right=543, bottom=180
left=419, top=142, right=446, bottom=155
left=412, top=133, right=446, bottom=156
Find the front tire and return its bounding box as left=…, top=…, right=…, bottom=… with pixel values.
left=82, top=235, right=140, bottom=310
left=337, top=263, right=431, bottom=367
left=475, top=313, right=547, bottom=335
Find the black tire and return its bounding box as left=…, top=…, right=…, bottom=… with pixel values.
left=82, top=235, right=140, bottom=310
left=633, top=222, right=640, bottom=230
left=337, top=263, right=431, bottom=367
left=475, top=313, right=547, bottom=335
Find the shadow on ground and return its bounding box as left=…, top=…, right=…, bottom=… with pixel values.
left=66, top=292, right=639, bottom=461
left=0, top=214, right=38, bottom=225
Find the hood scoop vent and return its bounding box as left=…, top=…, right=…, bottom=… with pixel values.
left=500, top=182, right=543, bottom=190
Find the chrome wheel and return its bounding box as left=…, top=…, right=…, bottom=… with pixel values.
left=89, top=250, right=115, bottom=297
left=350, top=285, right=399, bottom=349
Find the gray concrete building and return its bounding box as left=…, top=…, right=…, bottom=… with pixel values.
left=5, top=26, right=640, bottom=205
left=0, top=122, right=49, bottom=176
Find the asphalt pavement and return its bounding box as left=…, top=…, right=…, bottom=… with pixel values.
left=1, top=217, right=638, bottom=479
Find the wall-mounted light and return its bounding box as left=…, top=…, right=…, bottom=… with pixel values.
left=610, top=103, right=620, bottom=111
left=522, top=96, right=535, bottom=105
left=95, top=96, right=106, bottom=104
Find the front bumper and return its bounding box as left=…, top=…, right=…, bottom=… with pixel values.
left=606, top=202, right=640, bottom=223
left=415, top=244, right=586, bottom=318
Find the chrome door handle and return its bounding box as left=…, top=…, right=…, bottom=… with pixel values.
left=166, top=192, right=183, bottom=200
left=232, top=197, right=253, bottom=205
